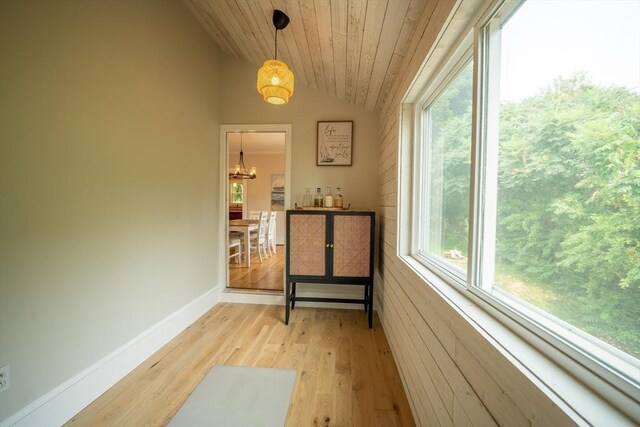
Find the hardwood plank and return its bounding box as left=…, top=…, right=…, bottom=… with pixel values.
left=311, top=392, right=334, bottom=427
left=315, top=0, right=336, bottom=96
left=194, top=0, right=245, bottom=57
left=365, top=0, right=409, bottom=110
left=224, top=0, right=270, bottom=62
left=372, top=326, right=416, bottom=427
left=234, top=0, right=273, bottom=60
left=184, top=0, right=236, bottom=56
left=455, top=340, right=529, bottom=426
left=345, top=0, right=367, bottom=103
left=380, top=259, right=500, bottom=426
left=376, top=0, right=427, bottom=110
left=204, top=0, right=262, bottom=64
left=376, top=52, right=405, bottom=111
left=299, top=0, right=327, bottom=93
left=284, top=0, right=318, bottom=88
left=67, top=305, right=414, bottom=427
left=331, top=0, right=348, bottom=100
left=288, top=369, right=318, bottom=426
left=355, top=0, right=388, bottom=106
left=384, top=284, right=454, bottom=426
left=185, top=0, right=430, bottom=110
left=334, top=373, right=353, bottom=425
left=381, top=0, right=446, bottom=119
left=453, top=396, right=474, bottom=427
left=229, top=245, right=284, bottom=291
left=380, top=299, right=437, bottom=426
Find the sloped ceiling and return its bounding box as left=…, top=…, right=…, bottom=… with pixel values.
left=184, top=0, right=427, bottom=112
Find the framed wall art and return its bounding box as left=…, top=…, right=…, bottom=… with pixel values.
left=317, top=121, right=353, bottom=166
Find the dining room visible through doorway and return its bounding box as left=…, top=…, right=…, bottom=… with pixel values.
left=226, top=131, right=285, bottom=291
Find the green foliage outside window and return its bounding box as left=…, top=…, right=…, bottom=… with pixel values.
left=436, top=73, right=639, bottom=357
left=232, top=182, right=243, bottom=204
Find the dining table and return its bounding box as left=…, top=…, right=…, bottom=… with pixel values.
left=228, top=219, right=259, bottom=267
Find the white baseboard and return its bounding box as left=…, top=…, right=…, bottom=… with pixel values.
left=220, top=289, right=285, bottom=305
left=1, top=286, right=222, bottom=427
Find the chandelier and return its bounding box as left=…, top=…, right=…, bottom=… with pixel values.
left=229, top=133, right=256, bottom=180
left=257, top=10, right=294, bottom=105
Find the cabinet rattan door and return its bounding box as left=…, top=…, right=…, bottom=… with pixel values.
left=332, top=214, right=371, bottom=277
left=289, top=213, right=327, bottom=276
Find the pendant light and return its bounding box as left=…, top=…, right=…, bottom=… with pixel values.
left=229, top=133, right=256, bottom=180
left=257, top=9, right=294, bottom=105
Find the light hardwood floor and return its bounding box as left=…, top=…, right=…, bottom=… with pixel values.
left=66, top=304, right=415, bottom=427
left=229, top=245, right=284, bottom=291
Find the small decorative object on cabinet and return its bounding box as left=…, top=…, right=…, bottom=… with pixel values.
left=285, top=209, right=375, bottom=328
left=334, top=187, right=343, bottom=208
left=313, top=187, right=324, bottom=207
left=302, top=188, right=312, bottom=207
left=324, top=185, right=333, bottom=207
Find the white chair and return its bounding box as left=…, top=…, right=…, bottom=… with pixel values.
left=267, top=211, right=277, bottom=255
left=229, top=235, right=242, bottom=264
left=249, top=211, right=261, bottom=220
left=249, top=211, right=270, bottom=263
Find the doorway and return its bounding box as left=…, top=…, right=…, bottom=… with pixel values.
left=219, top=124, right=291, bottom=293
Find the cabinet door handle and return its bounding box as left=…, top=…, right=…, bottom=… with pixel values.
left=330, top=244, right=334, bottom=248
left=326, top=243, right=330, bottom=248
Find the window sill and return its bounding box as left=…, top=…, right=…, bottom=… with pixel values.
left=398, top=255, right=637, bottom=425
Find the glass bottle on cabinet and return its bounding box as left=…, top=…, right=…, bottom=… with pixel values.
left=314, top=187, right=324, bottom=207
left=324, top=186, right=334, bottom=208
left=334, top=187, right=343, bottom=208
left=303, top=188, right=313, bottom=207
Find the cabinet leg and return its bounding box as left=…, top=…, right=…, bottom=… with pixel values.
left=291, top=282, right=297, bottom=310
left=368, top=281, right=374, bottom=329
left=285, top=281, right=291, bottom=325
left=364, top=285, right=369, bottom=312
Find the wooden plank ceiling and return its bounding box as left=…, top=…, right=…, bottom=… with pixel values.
left=184, top=0, right=428, bottom=112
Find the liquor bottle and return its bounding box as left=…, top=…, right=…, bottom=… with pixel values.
left=324, top=185, right=334, bottom=208
left=314, top=187, right=324, bottom=207
left=334, top=187, right=343, bottom=208
left=302, top=188, right=312, bottom=207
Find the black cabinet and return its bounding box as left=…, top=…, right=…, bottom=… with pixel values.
left=285, top=210, right=375, bottom=328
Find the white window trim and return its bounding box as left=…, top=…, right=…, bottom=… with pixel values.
left=397, top=0, right=640, bottom=422
left=411, top=35, right=473, bottom=289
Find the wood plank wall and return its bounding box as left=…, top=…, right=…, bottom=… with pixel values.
left=375, top=0, right=577, bottom=425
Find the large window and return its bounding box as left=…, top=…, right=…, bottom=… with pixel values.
left=418, top=61, right=473, bottom=277
left=411, top=0, right=639, bottom=399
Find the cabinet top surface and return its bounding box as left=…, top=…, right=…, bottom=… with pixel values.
left=288, top=209, right=373, bottom=213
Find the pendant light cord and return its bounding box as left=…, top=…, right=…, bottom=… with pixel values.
left=274, top=29, right=278, bottom=60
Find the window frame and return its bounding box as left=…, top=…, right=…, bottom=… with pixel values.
left=403, top=0, right=640, bottom=417
left=412, top=38, right=474, bottom=290
left=230, top=181, right=244, bottom=205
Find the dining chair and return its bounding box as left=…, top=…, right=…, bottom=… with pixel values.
left=229, top=235, right=242, bottom=264
left=249, top=211, right=270, bottom=263
left=267, top=211, right=277, bottom=255
left=249, top=211, right=261, bottom=220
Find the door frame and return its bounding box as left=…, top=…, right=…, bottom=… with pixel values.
left=219, top=124, right=292, bottom=291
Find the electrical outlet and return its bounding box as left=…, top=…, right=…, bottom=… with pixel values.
left=0, top=365, right=10, bottom=393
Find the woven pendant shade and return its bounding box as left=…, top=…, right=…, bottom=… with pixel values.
left=257, top=59, right=294, bottom=105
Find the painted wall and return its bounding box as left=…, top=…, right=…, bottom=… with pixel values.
left=219, top=56, right=380, bottom=212
left=0, top=0, right=222, bottom=420
left=228, top=153, right=286, bottom=244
